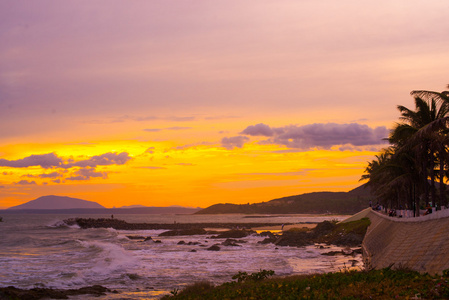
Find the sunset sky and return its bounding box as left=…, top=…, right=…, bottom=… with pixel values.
left=1, top=1, right=448, bottom=209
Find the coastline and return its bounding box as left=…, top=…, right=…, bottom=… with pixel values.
left=1, top=214, right=355, bottom=299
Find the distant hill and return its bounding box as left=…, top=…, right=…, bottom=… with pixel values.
left=3, top=195, right=202, bottom=214
left=195, top=184, right=374, bottom=215
left=119, top=204, right=148, bottom=209
left=8, top=195, right=105, bottom=210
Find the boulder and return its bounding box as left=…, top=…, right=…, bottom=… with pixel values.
left=207, top=245, right=221, bottom=251
left=159, top=228, right=207, bottom=236
left=274, top=231, right=312, bottom=247
left=222, top=239, right=242, bottom=247
left=210, top=229, right=255, bottom=239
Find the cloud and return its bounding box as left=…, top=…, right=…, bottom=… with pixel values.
left=221, top=136, right=250, bottom=150
left=63, top=152, right=131, bottom=168
left=66, top=167, right=107, bottom=181
left=241, top=122, right=388, bottom=150
left=86, top=115, right=196, bottom=124
left=136, top=166, right=166, bottom=170
left=145, top=147, right=155, bottom=154
left=144, top=127, right=192, bottom=132
left=238, top=170, right=310, bottom=176
left=0, top=152, right=131, bottom=183
left=15, top=180, right=37, bottom=185
left=0, top=153, right=62, bottom=168
left=39, top=172, right=62, bottom=178
left=143, top=128, right=162, bottom=132
left=240, top=123, right=275, bottom=137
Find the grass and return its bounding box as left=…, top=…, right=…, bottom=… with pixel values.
left=162, top=268, right=449, bottom=299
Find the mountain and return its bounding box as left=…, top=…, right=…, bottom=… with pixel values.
left=118, top=204, right=148, bottom=209
left=7, top=195, right=105, bottom=210
left=195, top=184, right=374, bottom=215
left=3, top=195, right=202, bottom=214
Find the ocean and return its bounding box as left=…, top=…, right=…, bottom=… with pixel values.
left=0, top=214, right=361, bottom=299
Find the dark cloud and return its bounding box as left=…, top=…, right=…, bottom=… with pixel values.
left=221, top=136, right=250, bottom=150
left=15, top=180, right=37, bottom=185
left=241, top=123, right=388, bottom=150
left=0, top=153, right=62, bottom=168
left=39, top=172, right=62, bottom=179
left=66, top=167, right=107, bottom=181
left=63, top=152, right=131, bottom=168
left=240, top=123, right=275, bottom=137
left=0, top=152, right=131, bottom=184
left=145, top=147, right=155, bottom=154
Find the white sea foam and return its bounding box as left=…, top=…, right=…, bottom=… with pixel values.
left=77, top=240, right=139, bottom=274
left=0, top=213, right=361, bottom=297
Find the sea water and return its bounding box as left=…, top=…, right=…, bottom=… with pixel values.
left=0, top=214, right=361, bottom=299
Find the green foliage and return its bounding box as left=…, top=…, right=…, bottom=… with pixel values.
left=231, top=269, right=275, bottom=283
left=336, top=217, right=371, bottom=235
left=169, top=288, right=179, bottom=296
left=163, top=269, right=449, bottom=299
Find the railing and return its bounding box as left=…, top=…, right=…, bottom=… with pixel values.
left=371, top=206, right=449, bottom=222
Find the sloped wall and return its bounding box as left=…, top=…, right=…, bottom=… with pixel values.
left=362, top=210, right=449, bottom=274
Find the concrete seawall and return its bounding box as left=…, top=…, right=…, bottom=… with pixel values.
left=362, top=209, right=449, bottom=274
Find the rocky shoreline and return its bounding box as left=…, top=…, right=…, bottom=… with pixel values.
left=3, top=218, right=369, bottom=299
left=0, top=285, right=112, bottom=300
left=64, top=217, right=369, bottom=248
left=63, top=217, right=297, bottom=230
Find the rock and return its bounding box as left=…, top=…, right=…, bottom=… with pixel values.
left=342, top=247, right=353, bottom=255
left=332, top=232, right=363, bottom=247
left=321, top=251, right=343, bottom=256
left=189, top=249, right=197, bottom=252
left=210, top=229, right=255, bottom=239
left=258, top=237, right=276, bottom=244
left=177, top=241, right=186, bottom=245
left=159, top=228, right=207, bottom=236
left=0, top=285, right=110, bottom=300
left=144, top=237, right=153, bottom=242
left=126, top=235, right=147, bottom=240
left=273, top=231, right=312, bottom=247
left=311, top=221, right=336, bottom=237
left=207, top=245, right=221, bottom=251
left=259, top=231, right=275, bottom=238
left=222, top=239, right=242, bottom=247
left=154, top=240, right=162, bottom=243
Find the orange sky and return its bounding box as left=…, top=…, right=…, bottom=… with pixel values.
left=1, top=1, right=448, bottom=208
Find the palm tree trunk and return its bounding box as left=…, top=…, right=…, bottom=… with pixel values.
left=430, top=155, right=436, bottom=206
left=439, top=145, right=447, bottom=208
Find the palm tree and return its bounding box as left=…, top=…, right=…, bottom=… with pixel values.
left=362, top=86, right=449, bottom=216
left=410, top=85, right=449, bottom=208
